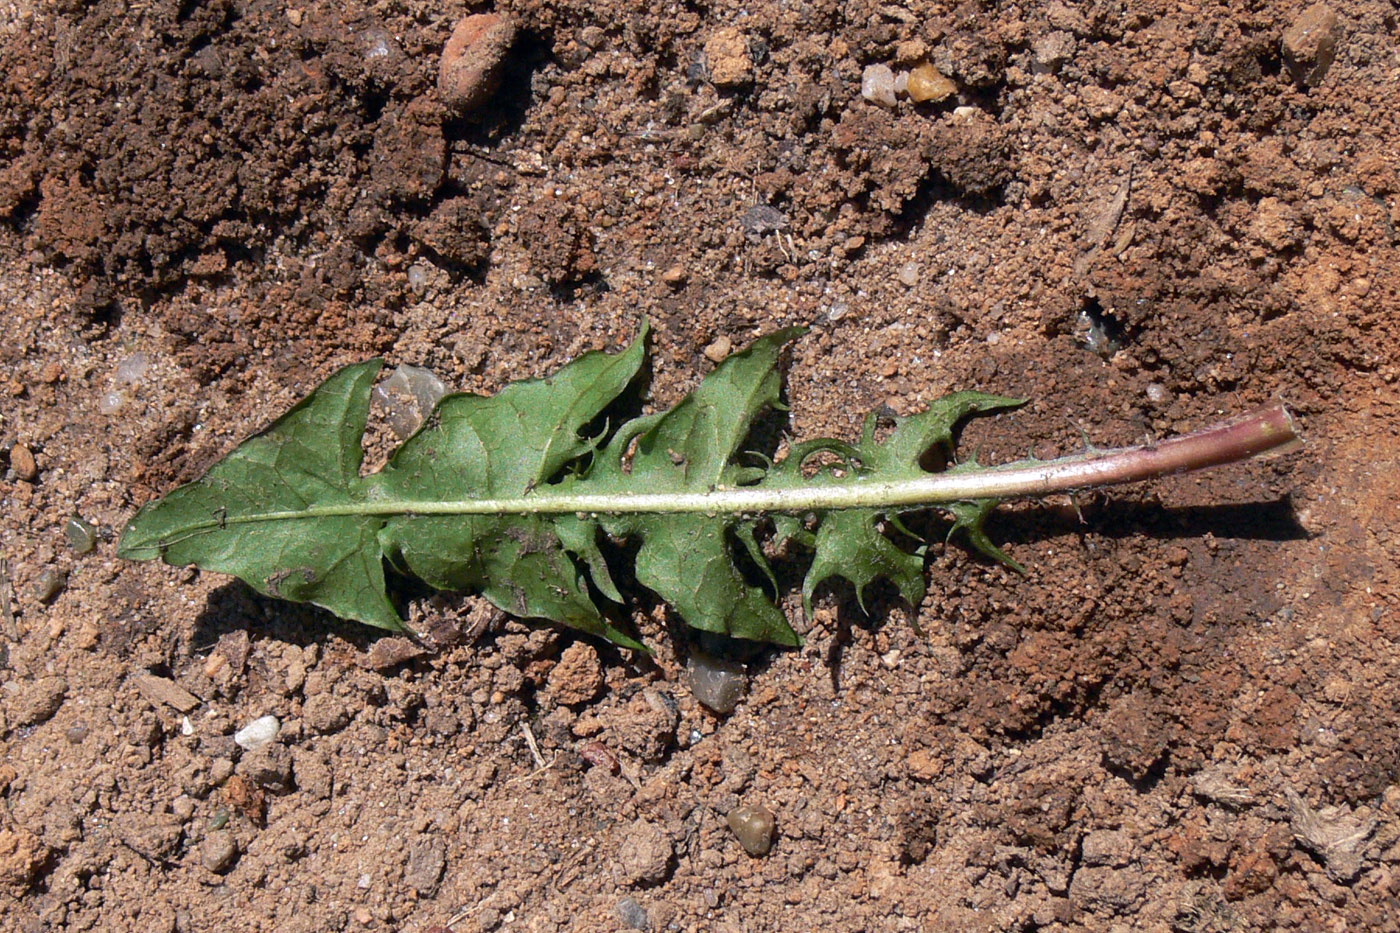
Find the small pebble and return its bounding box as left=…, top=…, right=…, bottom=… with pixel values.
left=861, top=64, right=897, bottom=107
left=10, top=443, right=37, bottom=481
left=1145, top=383, right=1170, bottom=404
left=98, top=390, right=127, bottom=415
left=172, top=795, right=197, bottom=823
left=439, top=13, right=519, bottom=113
left=726, top=803, right=776, bottom=856
left=65, top=516, right=98, bottom=555
left=237, top=744, right=294, bottom=791
left=741, top=204, right=787, bottom=236
left=686, top=651, right=748, bottom=713
left=114, top=352, right=150, bottom=386
left=616, top=896, right=650, bottom=930
left=373, top=364, right=447, bottom=439
left=233, top=714, right=280, bottom=753
left=362, top=28, right=399, bottom=63
left=209, top=758, right=235, bottom=786
left=1032, top=32, right=1074, bottom=73
left=34, top=567, right=66, bottom=603
left=1282, top=3, right=1342, bottom=86
left=897, top=262, right=921, bottom=287
left=907, top=63, right=956, bottom=103
left=702, top=337, right=733, bottom=364
left=661, top=265, right=689, bottom=288
left=202, top=830, right=240, bottom=874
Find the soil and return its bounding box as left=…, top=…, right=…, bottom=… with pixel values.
left=2, top=1, right=1399, bottom=930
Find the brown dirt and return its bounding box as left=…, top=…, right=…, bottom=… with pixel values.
left=2, top=0, right=1399, bottom=930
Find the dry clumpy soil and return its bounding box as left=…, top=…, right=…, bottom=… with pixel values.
left=2, top=1, right=1399, bottom=930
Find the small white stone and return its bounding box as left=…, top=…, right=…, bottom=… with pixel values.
left=234, top=714, right=280, bottom=752
left=98, top=390, right=128, bottom=415
left=861, top=64, right=897, bottom=107
left=114, top=352, right=150, bottom=386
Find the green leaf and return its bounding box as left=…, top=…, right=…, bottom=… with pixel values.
left=119, top=324, right=1029, bottom=648
left=766, top=391, right=1024, bottom=617
left=373, top=327, right=650, bottom=649
left=588, top=328, right=805, bottom=646
left=118, top=361, right=402, bottom=629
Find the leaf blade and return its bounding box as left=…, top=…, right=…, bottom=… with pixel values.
left=118, top=360, right=402, bottom=629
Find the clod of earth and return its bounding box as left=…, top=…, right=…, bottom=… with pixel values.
left=118, top=325, right=1300, bottom=648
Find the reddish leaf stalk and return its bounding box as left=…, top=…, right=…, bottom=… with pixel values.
left=955, top=403, right=1301, bottom=502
